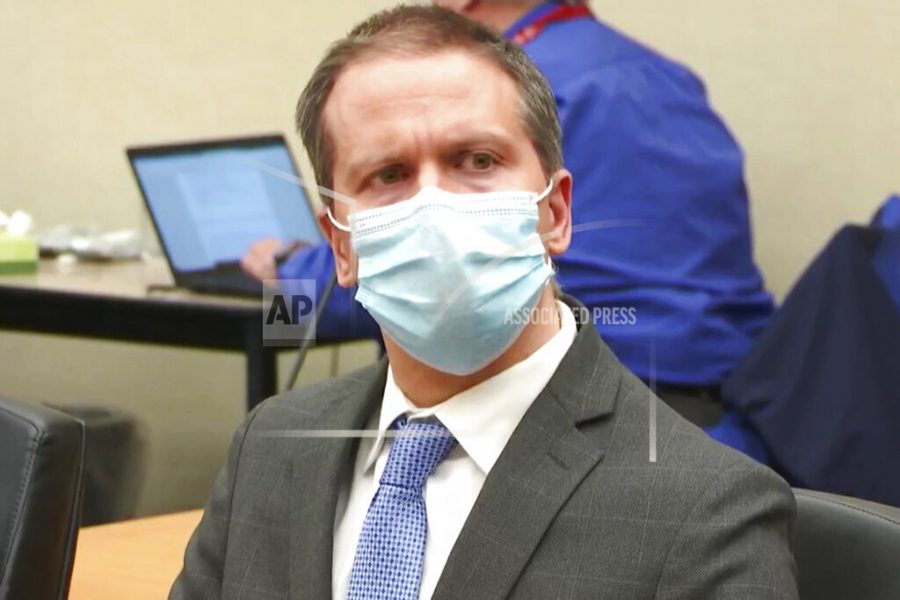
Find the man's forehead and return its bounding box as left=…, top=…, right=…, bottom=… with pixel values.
left=324, top=49, right=518, bottom=131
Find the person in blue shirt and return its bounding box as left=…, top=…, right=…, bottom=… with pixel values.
left=873, top=194, right=900, bottom=311
left=242, top=0, right=773, bottom=422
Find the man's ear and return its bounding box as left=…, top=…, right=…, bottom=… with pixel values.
left=543, top=168, right=573, bottom=257
left=318, top=209, right=358, bottom=288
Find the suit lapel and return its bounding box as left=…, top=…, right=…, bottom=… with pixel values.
left=288, top=360, right=387, bottom=600
left=433, top=297, right=623, bottom=600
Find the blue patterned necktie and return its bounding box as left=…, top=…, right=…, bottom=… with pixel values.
left=347, top=415, right=457, bottom=600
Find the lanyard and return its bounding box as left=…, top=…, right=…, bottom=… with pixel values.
left=508, top=4, right=593, bottom=45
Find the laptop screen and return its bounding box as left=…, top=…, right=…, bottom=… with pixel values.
left=129, top=136, right=322, bottom=273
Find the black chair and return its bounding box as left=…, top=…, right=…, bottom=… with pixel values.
left=0, top=396, right=86, bottom=600
left=793, top=489, right=900, bottom=599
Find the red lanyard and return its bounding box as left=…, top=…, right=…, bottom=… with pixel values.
left=509, top=4, right=593, bottom=45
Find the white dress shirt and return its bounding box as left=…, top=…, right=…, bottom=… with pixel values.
left=332, top=300, right=577, bottom=600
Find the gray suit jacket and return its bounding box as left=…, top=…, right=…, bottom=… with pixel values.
left=171, top=298, right=798, bottom=599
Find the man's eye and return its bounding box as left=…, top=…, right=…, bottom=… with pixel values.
left=377, top=166, right=404, bottom=184
left=464, top=152, right=496, bottom=171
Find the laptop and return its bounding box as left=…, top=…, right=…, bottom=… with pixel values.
left=127, top=134, right=323, bottom=297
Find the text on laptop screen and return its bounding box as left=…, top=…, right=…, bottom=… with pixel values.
left=132, top=140, right=322, bottom=272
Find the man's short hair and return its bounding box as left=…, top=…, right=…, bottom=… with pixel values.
left=295, top=5, right=563, bottom=204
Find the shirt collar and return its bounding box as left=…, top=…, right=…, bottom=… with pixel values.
left=365, top=300, right=578, bottom=475
left=503, top=1, right=564, bottom=41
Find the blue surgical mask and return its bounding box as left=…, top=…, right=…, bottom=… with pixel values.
left=328, top=181, right=555, bottom=375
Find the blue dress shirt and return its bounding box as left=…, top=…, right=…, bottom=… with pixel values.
left=279, top=1, right=773, bottom=386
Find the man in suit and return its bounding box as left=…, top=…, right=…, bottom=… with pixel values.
left=243, top=0, right=775, bottom=431
left=171, top=6, right=797, bottom=599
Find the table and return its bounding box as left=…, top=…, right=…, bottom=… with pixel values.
left=0, top=258, right=278, bottom=411
left=69, top=509, right=202, bottom=599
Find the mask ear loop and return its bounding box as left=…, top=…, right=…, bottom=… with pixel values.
left=536, top=179, right=557, bottom=270
left=535, top=179, right=555, bottom=203
left=326, top=205, right=352, bottom=233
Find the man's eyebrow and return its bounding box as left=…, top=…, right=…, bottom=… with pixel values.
left=442, top=127, right=517, bottom=150
left=341, top=126, right=519, bottom=181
